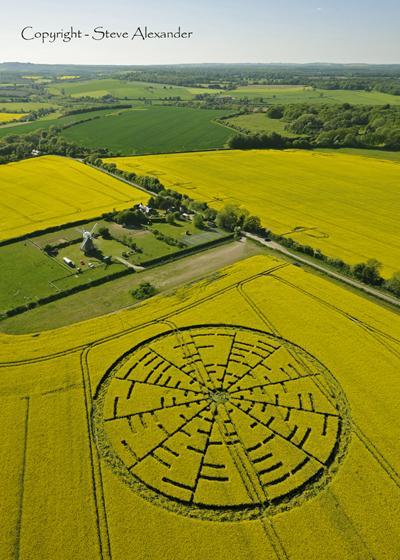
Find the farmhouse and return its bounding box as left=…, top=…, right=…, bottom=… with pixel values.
left=135, top=203, right=151, bottom=214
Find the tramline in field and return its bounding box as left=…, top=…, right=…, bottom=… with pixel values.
left=1, top=255, right=399, bottom=559
left=107, top=149, right=400, bottom=277
left=0, top=156, right=146, bottom=241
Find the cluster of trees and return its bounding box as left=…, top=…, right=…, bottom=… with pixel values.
left=114, top=208, right=149, bottom=228
left=0, top=127, right=109, bottom=164
left=386, top=272, right=400, bottom=297
left=228, top=103, right=400, bottom=151
left=276, top=103, right=400, bottom=149
left=272, top=233, right=400, bottom=297
left=61, top=104, right=132, bottom=117
left=148, top=191, right=182, bottom=212
left=215, top=204, right=262, bottom=234
left=306, top=78, right=400, bottom=96
left=228, top=131, right=308, bottom=150
left=22, top=107, right=56, bottom=121
left=352, top=261, right=400, bottom=297
left=91, top=159, right=166, bottom=193
left=352, top=259, right=383, bottom=286
left=118, top=64, right=400, bottom=90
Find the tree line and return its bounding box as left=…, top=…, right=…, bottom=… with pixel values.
left=89, top=157, right=400, bottom=299
left=228, top=102, right=400, bottom=150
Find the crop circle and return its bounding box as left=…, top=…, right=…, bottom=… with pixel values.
left=92, top=324, right=351, bottom=520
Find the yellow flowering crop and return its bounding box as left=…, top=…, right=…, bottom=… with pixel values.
left=1, top=255, right=399, bottom=559
left=0, top=155, right=147, bottom=241
left=106, top=150, right=400, bottom=276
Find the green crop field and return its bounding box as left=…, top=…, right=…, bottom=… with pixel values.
left=48, top=79, right=216, bottom=100
left=0, top=101, right=58, bottom=112
left=0, top=107, right=131, bottom=139
left=62, top=106, right=232, bottom=154
left=107, top=149, right=400, bottom=277
left=227, top=85, right=400, bottom=105
left=226, top=113, right=301, bottom=137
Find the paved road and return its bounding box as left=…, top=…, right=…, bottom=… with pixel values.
left=245, top=233, right=400, bottom=309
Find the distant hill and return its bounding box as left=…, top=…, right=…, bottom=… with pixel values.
left=2, top=62, right=400, bottom=76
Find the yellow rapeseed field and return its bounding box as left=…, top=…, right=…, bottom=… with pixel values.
left=106, top=150, right=400, bottom=276
left=1, top=254, right=399, bottom=559
left=0, top=156, right=146, bottom=241
left=0, top=112, right=27, bottom=123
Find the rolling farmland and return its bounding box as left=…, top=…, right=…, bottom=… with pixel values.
left=227, top=85, right=400, bottom=105
left=226, top=113, right=300, bottom=137
left=62, top=106, right=232, bottom=154
left=1, top=255, right=399, bottom=559
left=0, top=112, right=27, bottom=123
left=0, top=107, right=131, bottom=139
left=0, top=156, right=146, bottom=241
left=0, top=102, right=57, bottom=112
left=107, top=150, right=400, bottom=276
left=48, top=78, right=216, bottom=100
left=1, top=62, right=400, bottom=560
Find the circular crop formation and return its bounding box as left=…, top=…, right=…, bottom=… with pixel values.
left=93, top=325, right=351, bottom=520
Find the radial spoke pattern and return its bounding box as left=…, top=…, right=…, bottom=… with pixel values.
left=93, top=325, right=350, bottom=519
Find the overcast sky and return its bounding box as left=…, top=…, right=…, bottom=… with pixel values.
left=1, top=0, right=399, bottom=65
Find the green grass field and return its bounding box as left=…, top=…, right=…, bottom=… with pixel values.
left=150, top=220, right=226, bottom=246
left=0, top=216, right=227, bottom=313
left=227, top=85, right=400, bottom=105
left=61, top=106, right=232, bottom=154
left=48, top=79, right=216, bottom=100
left=0, top=241, right=66, bottom=311
left=0, top=239, right=124, bottom=313
left=0, top=107, right=132, bottom=139
left=226, top=113, right=301, bottom=137
left=0, top=101, right=58, bottom=112
left=0, top=241, right=257, bottom=333
left=103, top=218, right=227, bottom=264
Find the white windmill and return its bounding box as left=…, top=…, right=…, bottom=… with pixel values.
left=77, top=223, right=98, bottom=254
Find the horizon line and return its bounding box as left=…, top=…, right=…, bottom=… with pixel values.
left=1, top=60, right=400, bottom=67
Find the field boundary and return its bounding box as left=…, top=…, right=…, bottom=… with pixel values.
left=245, top=233, right=400, bottom=309
left=0, top=234, right=235, bottom=320
left=0, top=215, right=108, bottom=248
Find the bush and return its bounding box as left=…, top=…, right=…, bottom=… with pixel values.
left=43, top=244, right=54, bottom=254
left=352, top=259, right=383, bottom=286
left=266, top=105, right=284, bottom=119
left=385, top=271, right=400, bottom=296
left=131, top=282, right=157, bottom=300
left=98, top=226, right=111, bottom=239
left=193, top=214, right=205, bottom=229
